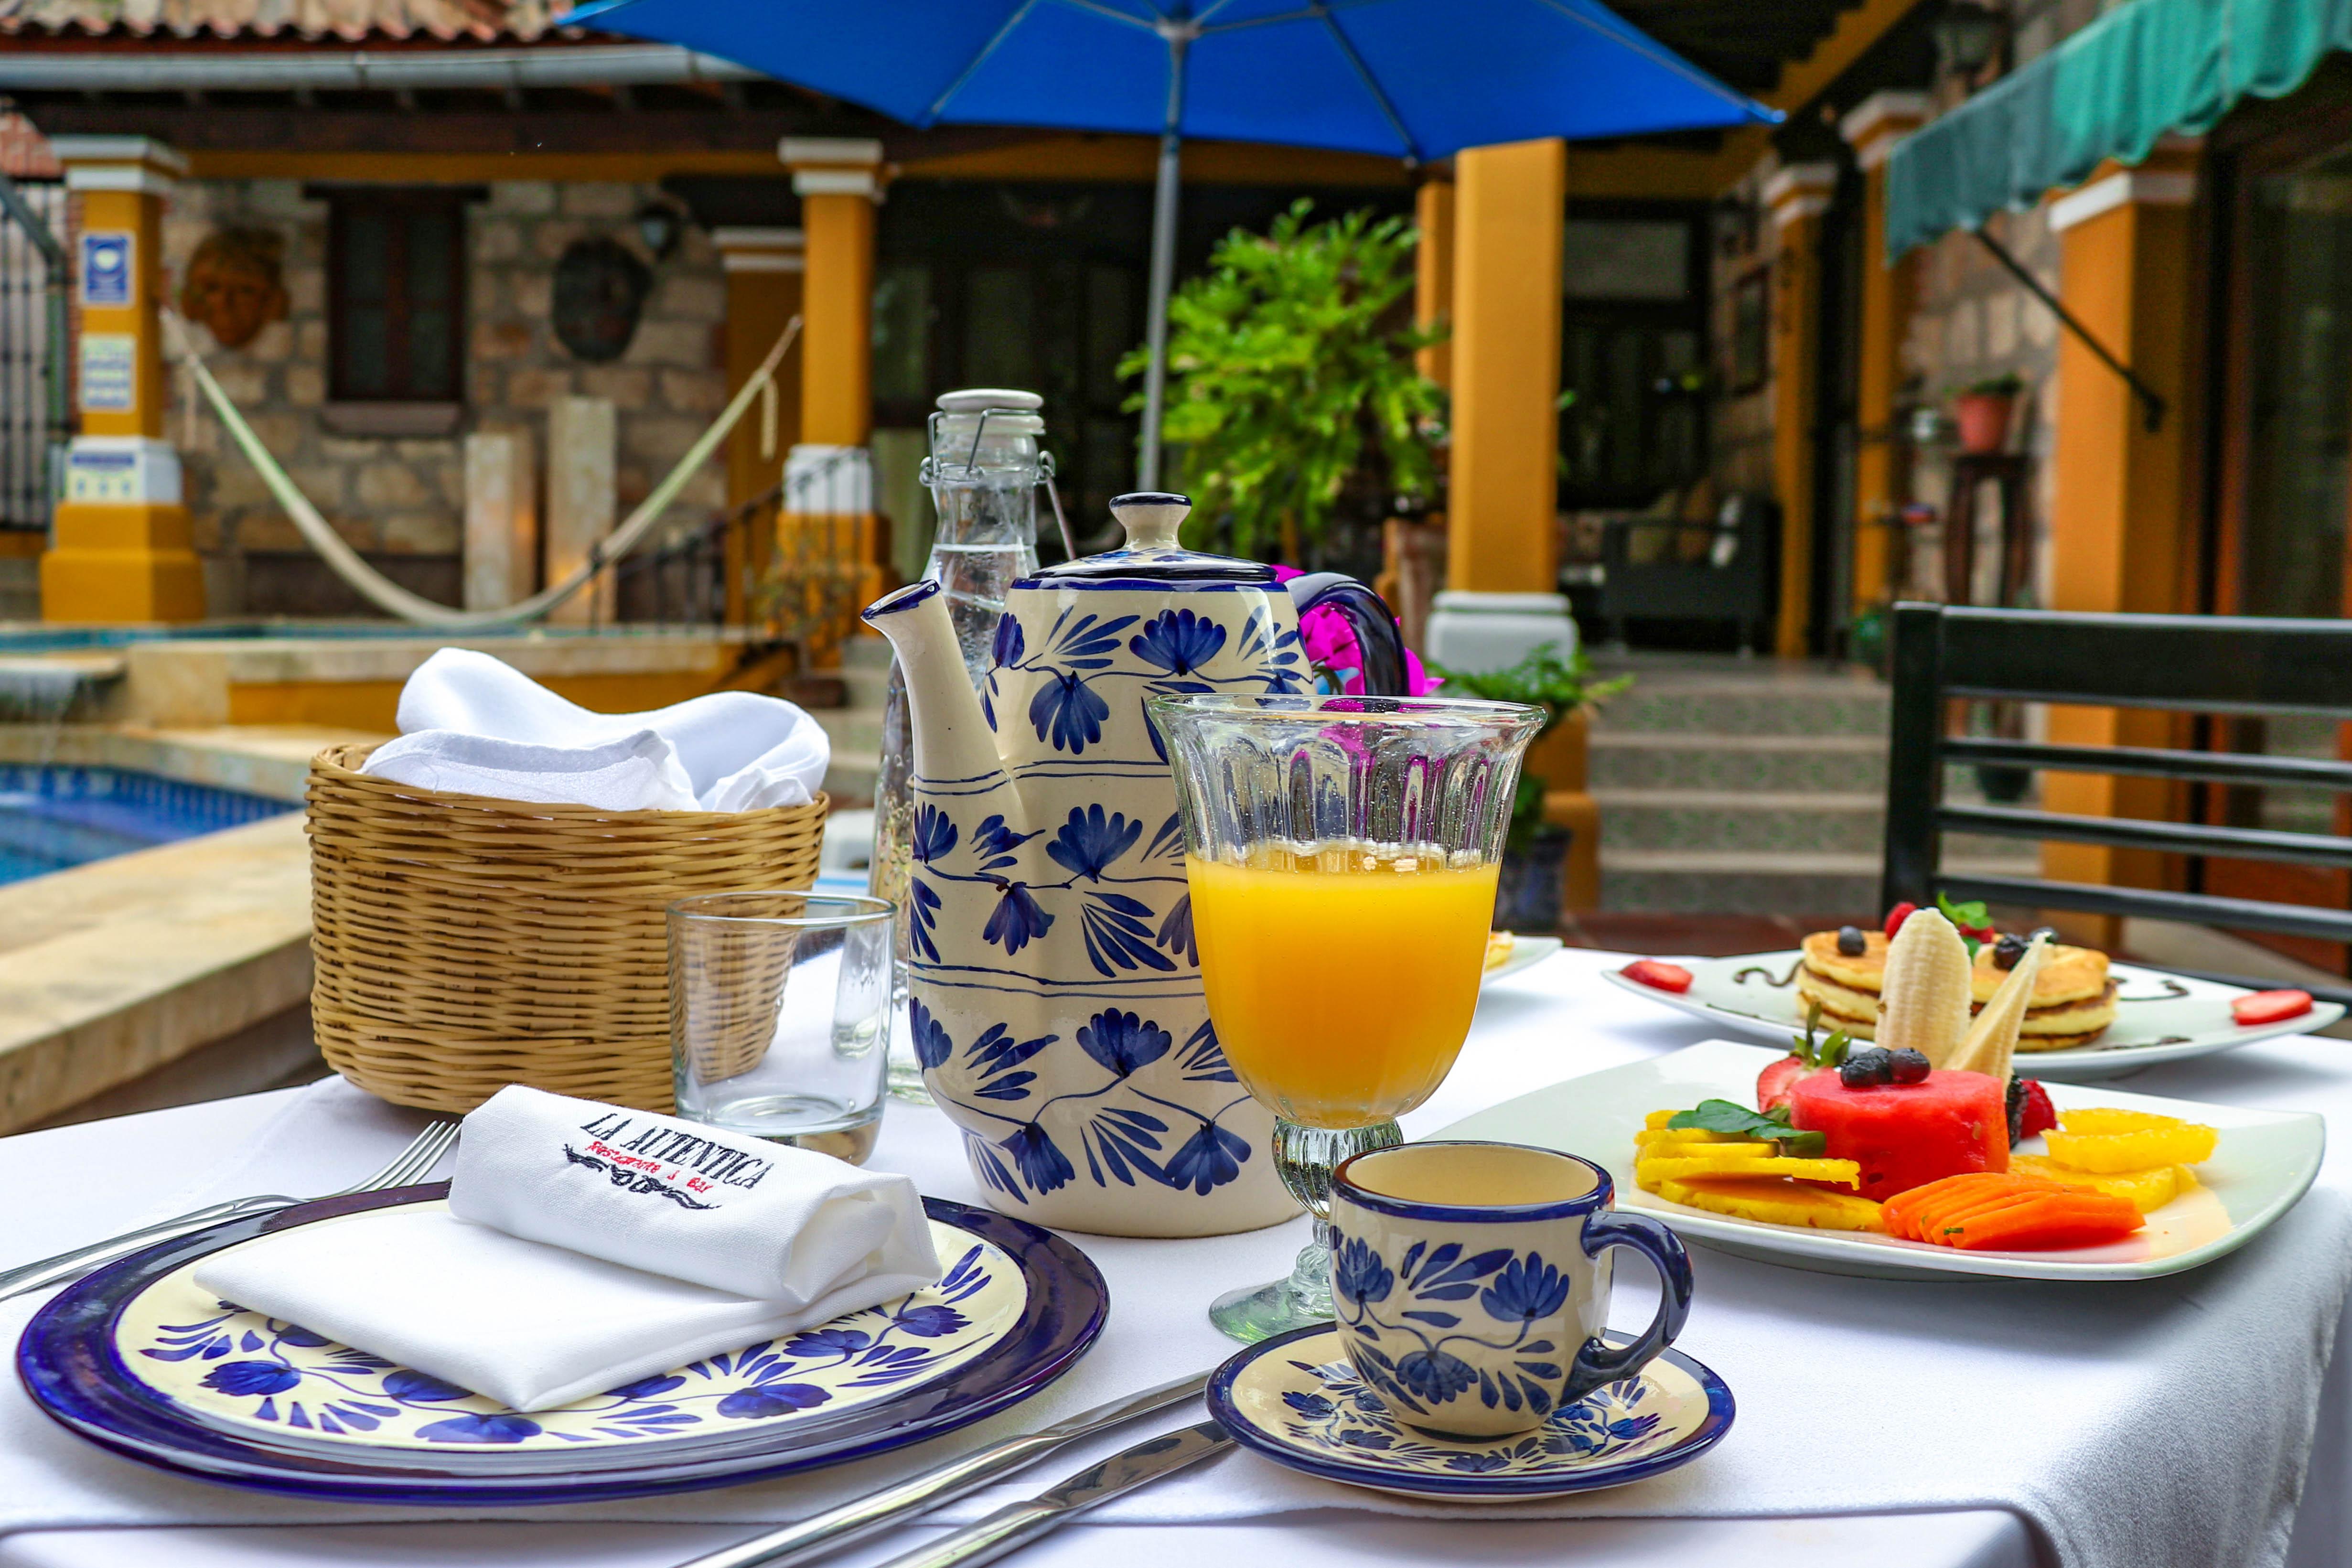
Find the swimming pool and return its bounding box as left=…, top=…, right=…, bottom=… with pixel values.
left=0, top=765, right=295, bottom=885
left=0, top=622, right=693, bottom=653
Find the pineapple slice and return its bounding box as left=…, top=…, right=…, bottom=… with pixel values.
left=2045, top=1109, right=2217, bottom=1172
left=1655, top=1174, right=1886, bottom=1233
left=1634, top=1128, right=1776, bottom=1152
left=1637, top=1153, right=1862, bottom=1187
left=2010, top=1153, right=2181, bottom=1214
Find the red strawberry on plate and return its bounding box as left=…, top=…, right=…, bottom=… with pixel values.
left=2231, top=989, right=2314, bottom=1026
left=1757, top=1054, right=1807, bottom=1113
left=1621, top=958, right=1693, bottom=993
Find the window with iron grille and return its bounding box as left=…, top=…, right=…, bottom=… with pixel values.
left=322, top=188, right=467, bottom=404
left=0, top=178, right=65, bottom=532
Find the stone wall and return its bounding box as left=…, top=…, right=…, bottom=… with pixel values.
left=161, top=178, right=730, bottom=616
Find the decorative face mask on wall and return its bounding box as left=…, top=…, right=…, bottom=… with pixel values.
left=552, top=236, right=652, bottom=365
left=179, top=227, right=290, bottom=350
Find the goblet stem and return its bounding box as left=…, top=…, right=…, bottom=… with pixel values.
left=1209, top=1116, right=1403, bottom=1343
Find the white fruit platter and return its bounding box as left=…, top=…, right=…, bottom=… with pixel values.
left=1437, top=1038, right=2324, bottom=1283
left=1599, top=952, right=2344, bottom=1081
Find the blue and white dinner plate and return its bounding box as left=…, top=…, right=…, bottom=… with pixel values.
left=1206, top=1323, right=1733, bottom=1501
left=17, top=1185, right=1107, bottom=1504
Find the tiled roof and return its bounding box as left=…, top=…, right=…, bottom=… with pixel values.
left=0, top=0, right=566, bottom=43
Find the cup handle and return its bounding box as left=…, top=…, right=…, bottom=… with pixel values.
left=1281, top=573, right=1411, bottom=698
left=1566, top=1210, right=1694, bottom=1404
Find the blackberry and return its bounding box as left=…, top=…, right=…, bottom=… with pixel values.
left=1993, top=934, right=2027, bottom=970
left=1888, top=1048, right=1931, bottom=1084
left=1836, top=925, right=1867, bottom=956
left=2005, top=1074, right=2028, bottom=1145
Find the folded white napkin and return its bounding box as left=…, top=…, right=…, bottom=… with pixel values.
left=360, top=647, right=830, bottom=811
left=193, top=1087, right=940, bottom=1411
left=359, top=728, right=702, bottom=812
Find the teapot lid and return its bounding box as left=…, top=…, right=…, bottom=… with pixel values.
left=1031, top=492, right=1273, bottom=585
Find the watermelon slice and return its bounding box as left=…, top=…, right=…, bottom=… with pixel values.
left=1784, top=1067, right=2009, bottom=1203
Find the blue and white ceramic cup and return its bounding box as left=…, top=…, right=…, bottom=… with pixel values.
left=1326, top=1141, right=1693, bottom=1439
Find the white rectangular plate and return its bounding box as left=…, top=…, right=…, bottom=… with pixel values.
left=1598, top=952, right=2345, bottom=1081
left=1435, top=1038, right=2324, bottom=1281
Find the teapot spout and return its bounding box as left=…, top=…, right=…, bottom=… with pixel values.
left=861, top=580, right=1007, bottom=789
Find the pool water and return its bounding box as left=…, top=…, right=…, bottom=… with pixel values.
left=0, top=766, right=295, bottom=885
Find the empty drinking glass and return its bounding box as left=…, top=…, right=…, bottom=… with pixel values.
left=669, top=892, right=894, bottom=1163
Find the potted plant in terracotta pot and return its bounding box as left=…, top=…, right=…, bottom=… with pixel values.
left=1952, top=373, right=2024, bottom=455
left=1433, top=642, right=1629, bottom=934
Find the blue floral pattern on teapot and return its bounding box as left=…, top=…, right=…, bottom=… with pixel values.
left=862, top=493, right=1408, bottom=1237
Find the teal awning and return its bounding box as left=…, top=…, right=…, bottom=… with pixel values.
left=1886, top=0, right=2352, bottom=258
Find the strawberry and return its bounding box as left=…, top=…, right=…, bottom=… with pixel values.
left=2231, top=989, right=2314, bottom=1026
left=1884, top=901, right=1919, bottom=939
left=2017, top=1077, right=2057, bottom=1140
left=1757, top=1054, right=1807, bottom=1113
left=1621, top=958, right=1693, bottom=993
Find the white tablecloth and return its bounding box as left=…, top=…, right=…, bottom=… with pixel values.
left=3, top=948, right=2349, bottom=1568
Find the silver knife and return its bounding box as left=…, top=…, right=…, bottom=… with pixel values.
left=676, top=1373, right=1211, bottom=1568
left=866, top=1419, right=1232, bottom=1568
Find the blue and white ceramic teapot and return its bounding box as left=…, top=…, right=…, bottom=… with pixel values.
left=861, top=492, right=1410, bottom=1236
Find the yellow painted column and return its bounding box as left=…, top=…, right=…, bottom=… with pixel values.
left=714, top=226, right=805, bottom=626
left=43, top=137, right=204, bottom=623
left=1440, top=141, right=1597, bottom=908
left=1840, top=94, right=1929, bottom=621
left=1446, top=139, right=1563, bottom=596
left=1765, top=163, right=1836, bottom=658
left=1414, top=175, right=1454, bottom=390
left=781, top=139, right=885, bottom=650
left=2040, top=152, right=2198, bottom=919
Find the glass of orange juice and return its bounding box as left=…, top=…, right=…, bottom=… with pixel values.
left=1148, top=693, right=1543, bottom=1341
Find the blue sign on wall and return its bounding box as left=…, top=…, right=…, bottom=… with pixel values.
left=80, top=232, right=132, bottom=308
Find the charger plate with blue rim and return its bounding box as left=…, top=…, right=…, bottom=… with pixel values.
left=1206, top=1323, right=1733, bottom=1501
left=17, top=1184, right=1106, bottom=1504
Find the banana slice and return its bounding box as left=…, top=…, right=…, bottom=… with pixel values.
left=1878, top=907, right=1975, bottom=1068
left=1945, top=933, right=2049, bottom=1080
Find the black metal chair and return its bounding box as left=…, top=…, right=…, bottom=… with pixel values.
left=1882, top=602, right=2352, bottom=1002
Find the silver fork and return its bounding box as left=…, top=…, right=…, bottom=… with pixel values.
left=0, top=1118, right=460, bottom=1303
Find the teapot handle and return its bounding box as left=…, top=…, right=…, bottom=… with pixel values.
left=1281, top=573, right=1412, bottom=698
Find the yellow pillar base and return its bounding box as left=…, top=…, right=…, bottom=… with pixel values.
left=43, top=502, right=205, bottom=623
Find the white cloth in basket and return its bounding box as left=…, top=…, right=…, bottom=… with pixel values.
left=360, top=647, right=829, bottom=811
left=193, top=1087, right=940, bottom=1412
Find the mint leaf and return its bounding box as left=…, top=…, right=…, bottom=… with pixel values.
left=1937, top=892, right=1991, bottom=930
left=1665, top=1099, right=1828, bottom=1157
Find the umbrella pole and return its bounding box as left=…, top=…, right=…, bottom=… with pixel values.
left=1138, top=31, right=1189, bottom=491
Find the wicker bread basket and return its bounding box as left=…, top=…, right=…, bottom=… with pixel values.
left=307, top=741, right=827, bottom=1115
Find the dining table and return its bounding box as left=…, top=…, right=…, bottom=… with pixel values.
left=1, top=943, right=2347, bottom=1568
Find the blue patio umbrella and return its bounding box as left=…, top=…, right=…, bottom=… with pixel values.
left=569, top=0, right=1776, bottom=486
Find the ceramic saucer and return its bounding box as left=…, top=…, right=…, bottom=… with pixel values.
left=1206, top=1323, right=1734, bottom=1501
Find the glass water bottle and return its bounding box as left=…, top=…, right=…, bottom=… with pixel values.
left=871, top=389, right=1049, bottom=1101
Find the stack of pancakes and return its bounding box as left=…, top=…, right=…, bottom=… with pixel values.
left=1794, top=929, right=2118, bottom=1051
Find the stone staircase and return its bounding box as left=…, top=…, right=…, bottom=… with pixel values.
left=1589, top=658, right=2038, bottom=916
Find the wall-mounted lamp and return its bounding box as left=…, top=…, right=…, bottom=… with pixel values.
left=1933, top=1, right=2005, bottom=78
left=634, top=200, right=687, bottom=261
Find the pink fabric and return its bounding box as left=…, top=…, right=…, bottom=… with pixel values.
left=1272, top=564, right=1442, bottom=696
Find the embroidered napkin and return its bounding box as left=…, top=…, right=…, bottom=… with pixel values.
left=193, top=1088, right=940, bottom=1412
left=361, top=646, right=830, bottom=811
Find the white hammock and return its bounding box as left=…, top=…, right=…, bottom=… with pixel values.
left=162, top=311, right=801, bottom=630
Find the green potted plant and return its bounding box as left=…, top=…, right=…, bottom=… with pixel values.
left=1120, top=198, right=1444, bottom=566
left=1952, top=372, right=2024, bottom=455
left=1432, top=642, right=1630, bottom=933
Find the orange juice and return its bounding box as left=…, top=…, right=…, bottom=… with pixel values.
left=1189, top=847, right=1499, bottom=1129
